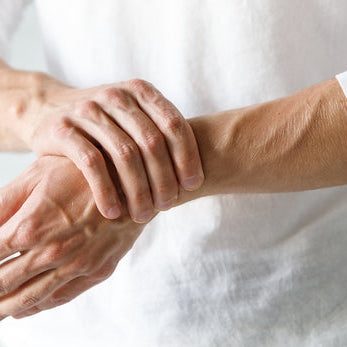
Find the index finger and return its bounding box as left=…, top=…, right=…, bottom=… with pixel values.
left=0, top=212, right=27, bottom=263
left=12, top=256, right=118, bottom=318
left=0, top=163, right=38, bottom=227
left=0, top=268, right=74, bottom=320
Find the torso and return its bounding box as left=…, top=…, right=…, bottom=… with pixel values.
left=1, top=1, right=347, bottom=346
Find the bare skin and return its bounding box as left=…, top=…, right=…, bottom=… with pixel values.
left=0, top=76, right=347, bottom=319
left=0, top=59, right=204, bottom=222
left=0, top=156, right=144, bottom=319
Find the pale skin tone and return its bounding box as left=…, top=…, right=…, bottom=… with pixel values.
left=1, top=61, right=347, bottom=319
left=0, top=59, right=204, bottom=222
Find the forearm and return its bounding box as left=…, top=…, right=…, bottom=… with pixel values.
left=0, top=59, right=68, bottom=151
left=179, top=78, right=347, bottom=205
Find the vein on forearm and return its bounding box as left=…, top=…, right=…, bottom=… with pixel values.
left=175, top=78, right=347, bottom=207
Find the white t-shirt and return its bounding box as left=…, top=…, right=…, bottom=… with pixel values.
left=1, top=1, right=347, bottom=346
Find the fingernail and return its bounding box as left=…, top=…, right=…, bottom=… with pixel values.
left=157, top=196, right=177, bottom=211
left=182, top=174, right=204, bottom=191
left=107, top=205, right=121, bottom=219
left=12, top=313, right=27, bottom=319
left=134, top=210, right=153, bottom=223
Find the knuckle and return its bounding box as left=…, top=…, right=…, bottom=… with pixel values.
left=128, top=79, right=155, bottom=98
left=0, top=278, right=9, bottom=296
left=75, top=100, right=99, bottom=116
left=92, top=264, right=115, bottom=282
left=149, top=92, right=178, bottom=110
left=128, top=78, right=150, bottom=90
left=97, top=87, right=117, bottom=101
left=79, top=149, right=103, bottom=168
left=9, top=100, right=27, bottom=119
left=51, top=117, right=73, bottom=138
left=140, top=132, right=164, bottom=154
left=114, top=142, right=138, bottom=162
left=19, top=294, right=40, bottom=308
left=15, top=218, right=39, bottom=247
left=163, top=116, right=186, bottom=137
left=100, top=88, right=129, bottom=108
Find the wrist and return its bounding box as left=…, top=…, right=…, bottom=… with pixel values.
left=172, top=112, right=235, bottom=206
left=5, top=70, right=72, bottom=150
left=186, top=79, right=347, bottom=201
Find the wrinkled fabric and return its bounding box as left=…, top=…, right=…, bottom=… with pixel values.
left=1, top=1, right=347, bottom=346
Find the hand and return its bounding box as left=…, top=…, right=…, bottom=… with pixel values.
left=16, top=74, right=204, bottom=222
left=0, top=156, right=145, bottom=320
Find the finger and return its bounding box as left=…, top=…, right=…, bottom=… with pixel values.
left=12, top=257, right=117, bottom=318
left=0, top=180, right=28, bottom=263
left=94, top=90, right=178, bottom=211
left=0, top=210, right=28, bottom=263
left=11, top=276, right=93, bottom=319
left=0, top=188, right=55, bottom=263
left=12, top=306, right=40, bottom=319
left=0, top=249, right=55, bottom=298
left=50, top=117, right=121, bottom=219
left=124, top=79, right=204, bottom=191
left=0, top=268, right=74, bottom=320
left=0, top=183, right=25, bottom=228
left=71, top=103, right=155, bottom=222
left=0, top=164, right=38, bottom=226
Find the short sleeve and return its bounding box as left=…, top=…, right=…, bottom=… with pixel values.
left=0, top=0, right=33, bottom=60
left=336, top=71, right=347, bottom=98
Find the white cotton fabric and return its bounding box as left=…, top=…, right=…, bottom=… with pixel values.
left=1, top=1, right=347, bottom=346
left=0, top=0, right=31, bottom=59
left=336, top=71, right=347, bottom=98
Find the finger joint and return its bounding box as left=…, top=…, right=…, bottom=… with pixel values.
left=20, top=294, right=40, bottom=309
left=114, top=142, right=138, bottom=163
left=163, top=116, right=186, bottom=138
left=75, top=100, right=99, bottom=115
left=140, top=132, right=164, bottom=155
left=99, top=88, right=130, bottom=110
left=79, top=149, right=103, bottom=169
left=128, top=79, right=156, bottom=100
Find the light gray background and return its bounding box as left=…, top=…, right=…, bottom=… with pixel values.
left=0, top=3, right=46, bottom=187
